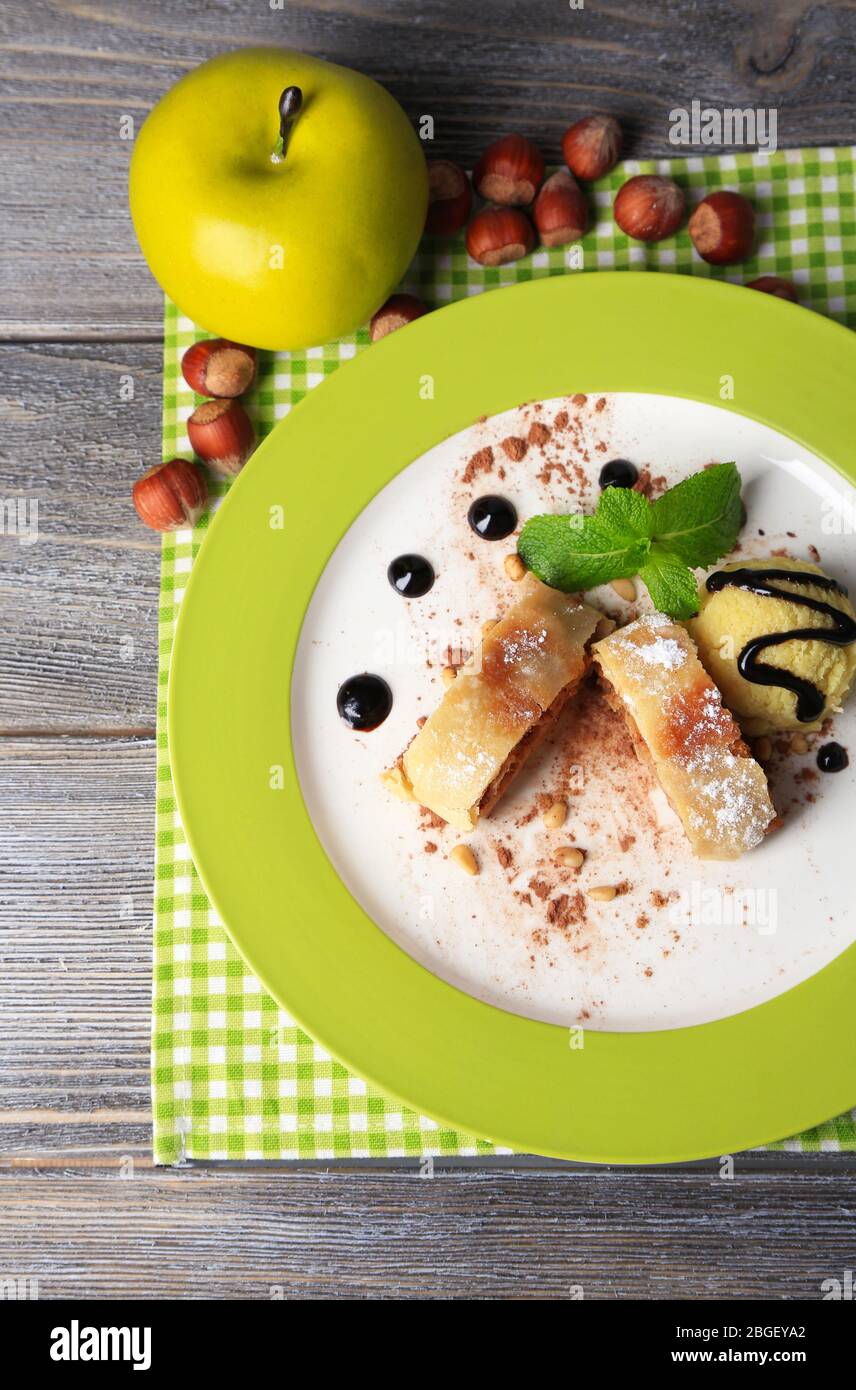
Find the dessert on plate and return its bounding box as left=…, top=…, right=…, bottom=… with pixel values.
left=593, top=614, right=776, bottom=860
left=688, top=557, right=856, bottom=735
left=379, top=455, right=854, bottom=867
left=382, top=575, right=609, bottom=831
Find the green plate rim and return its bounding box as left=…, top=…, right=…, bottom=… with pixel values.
left=169, top=272, right=856, bottom=1163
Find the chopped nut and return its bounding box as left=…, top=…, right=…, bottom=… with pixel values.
left=755, top=736, right=773, bottom=762
left=556, top=846, right=585, bottom=869
left=481, top=618, right=498, bottom=637
left=542, top=800, right=568, bottom=830
left=791, top=733, right=809, bottom=754
left=504, top=552, right=527, bottom=582
left=441, top=665, right=457, bottom=687
left=587, top=884, right=617, bottom=902
left=610, top=578, right=636, bottom=602
left=450, top=844, right=479, bottom=876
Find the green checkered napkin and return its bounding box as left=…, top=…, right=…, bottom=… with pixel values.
left=153, top=146, right=856, bottom=1163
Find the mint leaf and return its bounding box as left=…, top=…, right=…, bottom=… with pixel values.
left=649, top=462, right=742, bottom=567
left=596, top=484, right=653, bottom=540
left=518, top=462, right=743, bottom=618
left=639, top=546, right=701, bottom=620
left=519, top=513, right=650, bottom=593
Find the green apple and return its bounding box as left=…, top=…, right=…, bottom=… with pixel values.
left=129, top=47, right=428, bottom=350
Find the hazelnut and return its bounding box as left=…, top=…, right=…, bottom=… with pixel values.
left=425, top=160, right=472, bottom=236
left=181, top=338, right=257, bottom=398
left=187, top=397, right=255, bottom=477
left=132, top=458, right=207, bottom=533
left=370, top=293, right=427, bottom=341
left=466, top=206, right=535, bottom=266
left=473, top=135, right=545, bottom=206
left=614, top=175, right=685, bottom=243
left=562, top=114, right=622, bottom=182
left=533, top=170, right=588, bottom=248
left=747, top=275, right=798, bottom=302
left=688, top=190, right=755, bottom=265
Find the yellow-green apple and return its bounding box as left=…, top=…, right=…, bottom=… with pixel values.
left=129, top=48, right=428, bottom=349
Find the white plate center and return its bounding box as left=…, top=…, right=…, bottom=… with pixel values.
left=292, top=392, right=856, bottom=1030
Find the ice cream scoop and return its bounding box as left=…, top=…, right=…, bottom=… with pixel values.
left=688, top=556, right=856, bottom=735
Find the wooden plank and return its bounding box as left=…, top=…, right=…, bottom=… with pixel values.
left=2, top=0, right=855, bottom=337
left=1, top=1167, right=855, bottom=1298
left=0, top=343, right=161, bottom=730
left=0, top=737, right=154, bottom=1159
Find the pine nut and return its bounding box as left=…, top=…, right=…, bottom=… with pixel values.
left=791, top=733, right=809, bottom=754
left=441, top=665, right=457, bottom=687
left=504, top=553, right=527, bottom=582
left=450, top=844, right=479, bottom=876
left=556, top=847, right=585, bottom=869
left=542, top=800, right=568, bottom=830
left=587, top=884, right=617, bottom=902
left=755, top=736, right=773, bottom=761
left=610, top=578, right=636, bottom=601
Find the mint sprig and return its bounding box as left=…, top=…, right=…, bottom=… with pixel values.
left=639, top=545, right=703, bottom=620
left=518, top=462, right=742, bottom=619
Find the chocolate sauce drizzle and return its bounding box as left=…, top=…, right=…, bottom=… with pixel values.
left=705, top=567, right=856, bottom=723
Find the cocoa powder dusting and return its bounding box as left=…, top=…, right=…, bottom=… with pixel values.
left=528, top=421, right=551, bottom=446
left=529, top=877, right=552, bottom=901
left=462, top=445, right=494, bottom=485
left=500, top=435, right=528, bottom=462
left=632, top=467, right=668, bottom=500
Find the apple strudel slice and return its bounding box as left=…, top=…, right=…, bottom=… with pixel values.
left=594, top=614, right=775, bottom=860
left=383, top=576, right=606, bottom=832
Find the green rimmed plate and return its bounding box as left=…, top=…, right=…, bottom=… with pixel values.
left=169, top=272, right=856, bottom=1162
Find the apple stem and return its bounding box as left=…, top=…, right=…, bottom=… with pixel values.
left=274, top=86, right=303, bottom=163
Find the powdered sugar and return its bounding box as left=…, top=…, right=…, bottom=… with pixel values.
left=613, top=614, right=689, bottom=677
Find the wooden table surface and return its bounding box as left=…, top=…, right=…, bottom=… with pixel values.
left=2, top=0, right=856, bottom=1301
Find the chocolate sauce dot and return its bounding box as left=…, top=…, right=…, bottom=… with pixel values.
left=467, top=495, right=517, bottom=541
left=336, top=673, right=392, bottom=731
left=817, top=741, right=848, bottom=773
left=599, top=459, right=638, bottom=490
left=387, top=553, right=435, bottom=598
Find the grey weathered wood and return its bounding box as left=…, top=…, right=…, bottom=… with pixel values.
left=2, top=0, right=855, bottom=337
left=0, top=738, right=154, bottom=1163
left=0, top=344, right=161, bottom=729
left=1, top=1168, right=855, bottom=1299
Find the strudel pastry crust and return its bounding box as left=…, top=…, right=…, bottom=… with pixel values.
left=383, top=576, right=604, bottom=832
left=594, top=614, right=775, bottom=860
